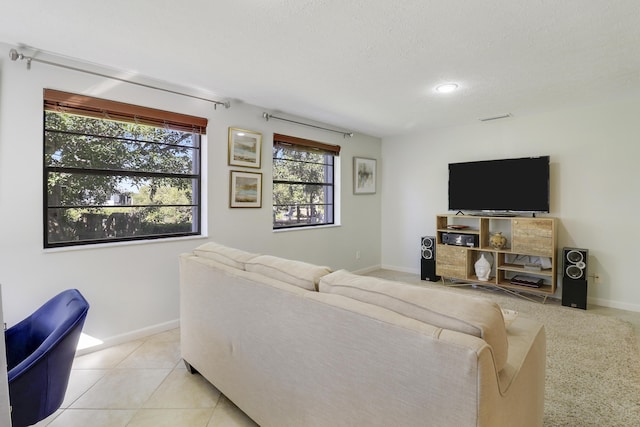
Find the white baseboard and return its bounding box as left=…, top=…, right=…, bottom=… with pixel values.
left=380, top=264, right=420, bottom=275
left=76, top=319, right=180, bottom=357
left=588, top=297, right=640, bottom=313
left=380, top=266, right=640, bottom=313
left=351, top=264, right=382, bottom=275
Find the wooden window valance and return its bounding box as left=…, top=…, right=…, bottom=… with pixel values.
left=43, top=89, right=208, bottom=134
left=273, top=133, right=340, bottom=156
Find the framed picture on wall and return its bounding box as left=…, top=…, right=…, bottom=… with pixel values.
left=353, top=157, right=377, bottom=194
left=228, top=127, right=262, bottom=168
left=230, top=170, right=262, bottom=208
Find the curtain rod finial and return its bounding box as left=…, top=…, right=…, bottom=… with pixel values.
left=9, top=48, right=21, bottom=61
left=214, top=101, right=230, bottom=110
left=263, top=112, right=270, bottom=121
left=9, top=48, right=33, bottom=70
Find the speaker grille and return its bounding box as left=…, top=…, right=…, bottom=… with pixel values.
left=420, top=235, right=440, bottom=281
left=563, top=248, right=588, bottom=280
left=566, top=265, right=584, bottom=279
left=566, top=250, right=584, bottom=264
left=421, top=236, right=436, bottom=260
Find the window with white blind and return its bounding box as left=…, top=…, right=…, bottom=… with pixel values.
left=43, top=89, right=206, bottom=248
left=272, top=133, right=340, bottom=229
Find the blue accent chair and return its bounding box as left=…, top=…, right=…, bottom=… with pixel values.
left=5, top=289, right=89, bottom=427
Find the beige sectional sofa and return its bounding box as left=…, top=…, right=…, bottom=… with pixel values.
left=179, top=242, right=546, bottom=427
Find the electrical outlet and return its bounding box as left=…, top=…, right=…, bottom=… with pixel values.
left=356, top=250, right=361, bottom=260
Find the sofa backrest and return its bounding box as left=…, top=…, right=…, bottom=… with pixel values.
left=192, top=242, right=258, bottom=270
left=319, top=269, right=509, bottom=371
left=246, top=255, right=331, bottom=291
left=191, top=242, right=332, bottom=291
left=188, top=243, right=507, bottom=371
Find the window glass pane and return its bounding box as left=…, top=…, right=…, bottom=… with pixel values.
left=47, top=174, right=195, bottom=206
left=274, top=145, right=326, bottom=163
left=272, top=158, right=329, bottom=183
left=45, top=113, right=198, bottom=175
left=273, top=183, right=327, bottom=205
left=272, top=136, right=335, bottom=229
left=47, top=206, right=197, bottom=244
left=44, top=100, right=202, bottom=248
left=273, top=204, right=328, bottom=227
left=45, top=112, right=199, bottom=147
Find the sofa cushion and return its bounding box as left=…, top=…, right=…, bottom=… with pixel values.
left=245, top=255, right=331, bottom=291
left=319, top=270, right=509, bottom=371
left=193, top=242, right=258, bottom=270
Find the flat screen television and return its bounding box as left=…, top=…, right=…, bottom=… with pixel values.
left=448, top=156, right=550, bottom=213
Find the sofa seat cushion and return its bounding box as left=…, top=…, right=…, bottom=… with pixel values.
left=193, top=242, right=258, bottom=270
left=319, top=270, right=509, bottom=371
left=245, top=255, right=331, bottom=291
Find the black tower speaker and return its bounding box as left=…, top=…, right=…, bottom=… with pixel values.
left=420, top=236, right=440, bottom=282
left=561, top=247, right=589, bottom=309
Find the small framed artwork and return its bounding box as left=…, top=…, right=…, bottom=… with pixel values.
left=228, top=127, right=262, bottom=168
left=230, top=170, right=262, bottom=208
left=353, top=157, right=377, bottom=194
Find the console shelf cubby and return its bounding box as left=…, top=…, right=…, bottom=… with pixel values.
left=435, top=214, right=557, bottom=299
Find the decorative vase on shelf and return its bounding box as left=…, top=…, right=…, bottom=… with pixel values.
left=489, top=232, right=507, bottom=250
left=474, top=254, right=491, bottom=281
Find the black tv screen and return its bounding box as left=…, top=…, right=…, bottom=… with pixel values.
left=448, top=156, right=550, bottom=213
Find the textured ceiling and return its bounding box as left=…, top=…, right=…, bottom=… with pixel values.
left=1, top=1, right=639, bottom=137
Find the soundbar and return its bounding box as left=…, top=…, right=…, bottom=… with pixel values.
left=441, top=232, right=478, bottom=247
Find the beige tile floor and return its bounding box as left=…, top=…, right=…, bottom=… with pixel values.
left=31, top=269, right=640, bottom=427
left=33, top=328, right=258, bottom=427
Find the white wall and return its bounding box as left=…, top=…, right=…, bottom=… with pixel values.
left=381, top=95, right=640, bottom=311
left=0, top=42, right=381, bottom=344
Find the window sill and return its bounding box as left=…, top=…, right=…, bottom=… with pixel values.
left=272, top=223, right=341, bottom=233
left=43, top=234, right=208, bottom=253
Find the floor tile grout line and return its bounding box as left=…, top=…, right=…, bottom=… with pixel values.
left=138, top=364, right=182, bottom=411
left=33, top=328, right=241, bottom=426
left=59, top=369, right=109, bottom=411
left=113, top=337, right=164, bottom=370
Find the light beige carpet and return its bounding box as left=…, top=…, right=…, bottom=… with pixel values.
left=365, top=271, right=640, bottom=427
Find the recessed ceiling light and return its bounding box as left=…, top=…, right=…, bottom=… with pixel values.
left=435, top=83, right=459, bottom=93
